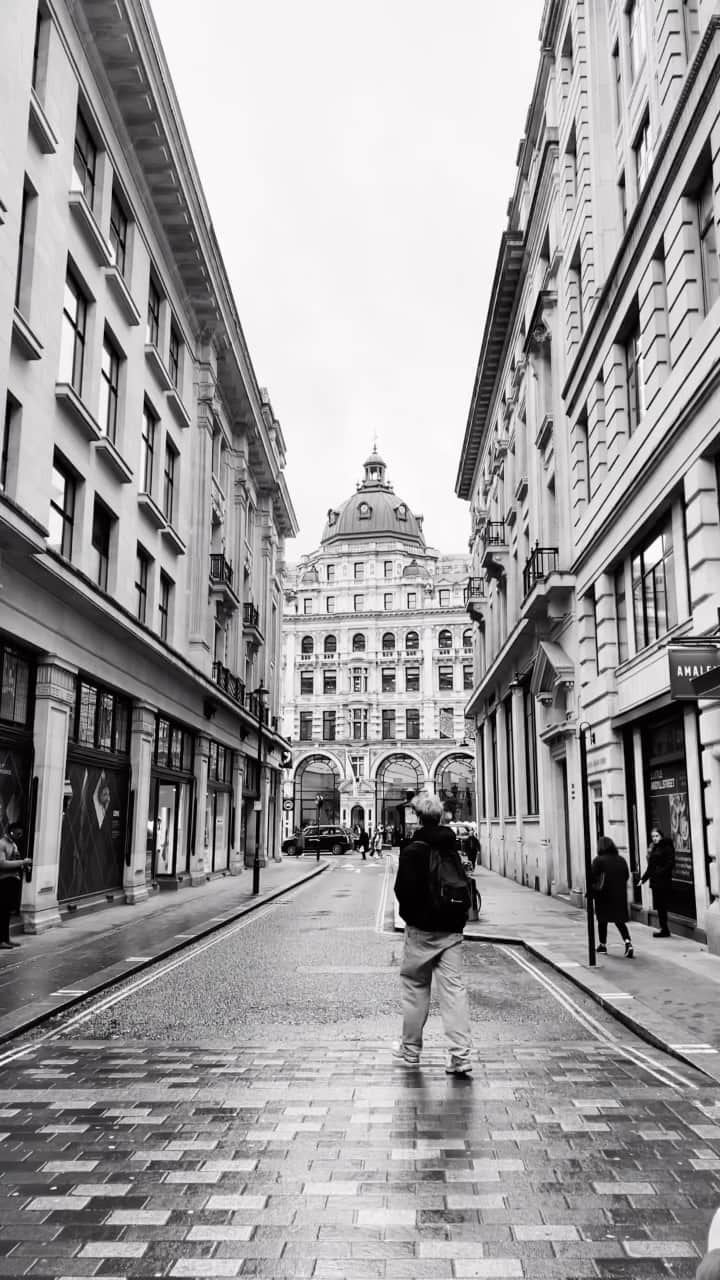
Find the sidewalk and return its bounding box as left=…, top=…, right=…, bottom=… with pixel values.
left=0, top=858, right=328, bottom=1044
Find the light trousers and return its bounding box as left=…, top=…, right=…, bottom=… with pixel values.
left=399, top=926, right=472, bottom=1061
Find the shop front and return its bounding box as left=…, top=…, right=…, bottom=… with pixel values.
left=205, top=740, right=232, bottom=873
left=0, top=643, right=36, bottom=874
left=146, top=714, right=195, bottom=886
left=434, top=753, right=476, bottom=821
left=293, top=754, right=341, bottom=828
left=375, top=754, right=423, bottom=842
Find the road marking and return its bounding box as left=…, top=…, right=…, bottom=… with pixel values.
left=375, top=853, right=392, bottom=934
left=54, top=989, right=87, bottom=997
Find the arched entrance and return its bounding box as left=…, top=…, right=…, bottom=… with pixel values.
left=350, top=803, right=365, bottom=831
left=375, top=754, right=423, bottom=843
left=435, top=754, right=475, bottom=821
left=294, top=755, right=341, bottom=827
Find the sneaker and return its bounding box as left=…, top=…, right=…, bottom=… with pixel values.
left=445, top=1057, right=473, bottom=1077
left=391, top=1042, right=420, bottom=1067
left=596, top=944, right=607, bottom=954
left=624, top=942, right=634, bottom=958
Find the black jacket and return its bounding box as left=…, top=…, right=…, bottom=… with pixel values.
left=590, top=850, right=630, bottom=924
left=394, top=822, right=468, bottom=932
left=641, top=838, right=675, bottom=889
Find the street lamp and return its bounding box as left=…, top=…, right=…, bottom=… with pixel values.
left=316, top=793, right=324, bottom=862
left=578, top=721, right=596, bottom=967
left=252, top=684, right=269, bottom=896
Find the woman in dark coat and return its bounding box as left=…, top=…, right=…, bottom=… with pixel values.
left=591, top=835, right=633, bottom=958
left=639, top=827, right=675, bottom=937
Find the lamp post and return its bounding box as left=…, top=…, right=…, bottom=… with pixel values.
left=578, top=721, right=596, bottom=967
left=316, top=793, right=323, bottom=861
left=252, top=684, right=268, bottom=896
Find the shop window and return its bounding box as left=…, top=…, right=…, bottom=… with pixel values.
left=0, top=646, right=32, bottom=726
left=524, top=689, right=539, bottom=814
left=382, top=668, right=396, bottom=693
left=74, top=679, right=130, bottom=753
left=323, top=710, right=336, bottom=741
left=381, top=709, right=395, bottom=740
left=300, top=671, right=314, bottom=696
left=406, top=666, right=420, bottom=692
left=299, top=712, right=313, bottom=741
left=439, top=666, right=453, bottom=691
left=631, top=515, right=676, bottom=649
left=406, top=708, right=420, bottom=740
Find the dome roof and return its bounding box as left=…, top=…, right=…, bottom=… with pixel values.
left=321, top=448, right=426, bottom=548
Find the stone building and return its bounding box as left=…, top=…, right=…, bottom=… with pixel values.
left=457, top=0, right=720, bottom=945
left=0, top=0, right=297, bottom=930
left=281, top=449, right=474, bottom=839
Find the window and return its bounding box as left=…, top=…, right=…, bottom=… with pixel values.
left=627, top=0, right=647, bottom=83
left=301, top=635, right=314, bottom=655
left=438, top=628, right=453, bottom=651
left=1, top=395, right=19, bottom=493
left=406, top=666, right=420, bottom=693
left=631, top=515, right=676, bottom=649
left=300, top=671, right=314, bottom=696
left=505, top=698, right=516, bottom=817
left=32, top=8, right=44, bottom=91
left=615, top=565, right=629, bottom=663
left=384, top=593, right=393, bottom=610
left=352, top=708, right=368, bottom=740
left=140, top=402, right=157, bottom=494
left=698, top=169, right=720, bottom=315
left=324, top=634, right=336, bottom=655
left=350, top=755, right=365, bottom=779
left=147, top=279, right=161, bottom=347
left=326, top=564, right=335, bottom=582
left=168, top=324, right=181, bottom=388
left=59, top=271, right=87, bottom=394
left=382, top=632, right=395, bottom=651
left=354, top=563, right=364, bottom=580
left=382, top=709, right=395, bottom=740
left=109, top=189, right=128, bottom=277
left=384, top=560, right=393, bottom=578
left=323, top=670, right=336, bottom=694
left=303, top=597, right=312, bottom=615
left=407, top=591, right=416, bottom=609
left=99, top=333, right=120, bottom=443
left=163, top=439, right=177, bottom=524
left=406, top=630, right=419, bottom=651
left=612, top=40, right=622, bottom=125
left=462, top=628, right=473, bottom=651
left=619, top=171, right=627, bottom=231
left=326, top=596, right=335, bottom=613
left=463, top=665, right=473, bottom=691
left=634, top=113, right=652, bottom=191
left=406, top=708, right=420, bottom=740
left=625, top=313, right=645, bottom=434
left=352, top=633, right=366, bottom=652
left=382, top=668, right=396, bottom=693
left=74, top=680, right=130, bottom=753
left=299, top=712, right=313, bottom=741
left=438, top=666, right=454, bottom=691
left=354, top=594, right=364, bottom=611
left=72, top=110, right=96, bottom=207
left=438, top=588, right=450, bottom=607
left=524, top=690, right=539, bottom=814
left=48, top=457, right=75, bottom=558
left=439, top=708, right=454, bottom=740
left=489, top=712, right=499, bottom=815
left=570, top=239, right=583, bottom=336
left=683, top=0, right=700, bottom=60
left=159, top=572, right=172, bottom=642
left=91, top=499, right=112, bottom=592
left=135, top=546, right=150, bottom=623
left=15, top=184, right=35, bottom=314
left=351, top=669, right=367, bottom=693
left=323, top=711, right=336, bottom=741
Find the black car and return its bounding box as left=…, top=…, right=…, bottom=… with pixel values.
left=282, top=825, right=352, bottom=856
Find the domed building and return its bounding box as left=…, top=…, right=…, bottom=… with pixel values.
left=281, top=449, right=475, bottom=842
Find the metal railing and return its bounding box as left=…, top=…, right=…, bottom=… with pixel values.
left=211, top=661, right=244, bottom=704
left=523, top=545, right=559, bottom=597
left=209, top=553, right=233, bottom=587
left=483, top=520, right=507, bottom=546
left=463, top=576, right=486, bottom=605
left=243, top=601, right=260, bottom=629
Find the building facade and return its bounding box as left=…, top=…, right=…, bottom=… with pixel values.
left=457, top=0, right=720, bottom=945
left=281, top=450, right=474, bottom=838
left=0, top=0, right=297, bottom=930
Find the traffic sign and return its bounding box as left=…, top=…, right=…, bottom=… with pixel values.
left=282, top=798, right=294, bottom=811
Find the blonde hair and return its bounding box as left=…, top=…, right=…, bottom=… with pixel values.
left=411, top=788, right=443, bottom=824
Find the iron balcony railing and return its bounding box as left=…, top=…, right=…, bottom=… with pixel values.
left=463, top=576, right=486, bottom=605
left=211, top=661, right=244, bottom=704
left=522, top=544, right=559, bottom=598
left=243, top=601, right=260, bottom=629
left=209, top=553, right=233, bottom=587
left=483, top=519, right=507, bottom=546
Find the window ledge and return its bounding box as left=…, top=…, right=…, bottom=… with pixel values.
left=12, top=308, right=43, bottom=360
left=161, top=523, right=186, bottom=555
left=165, top=385, right=192, bottom=428
left=28, top=88, right=58, bottom=154
left=137, top=491, right=166, bottom=528
left=93, top=435, right=133, bottom=483
left=55, top=383, right=101, bottom=441
left=103, top=264, right=141, bottom=326
left=144, top=343, right=173, bottom=392
left=68, top=191, right=112, bottom=268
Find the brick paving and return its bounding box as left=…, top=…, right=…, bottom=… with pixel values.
left=0, top=1036, right=717, bottom=1278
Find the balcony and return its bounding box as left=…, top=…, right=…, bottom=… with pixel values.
left=490, top=438, right=509, bottom=476
left=464, top=576, right=487, bottom=627
left=521, top=544, right=574, bottom=621
left=243, top=599, right=264, bottom=647
left=211, top=661, right=244, bottom=705
left=481, top=521, right=509, bottom=580
left=209, top=553, right=239, bottom=611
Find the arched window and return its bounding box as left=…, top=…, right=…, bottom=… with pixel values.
left=324, top=634, right=337, bottom=655
left=462, top=628, right=473, bottom=650
left=405, top=630, right=419, bottom=651
left=352, top=633, right=366, bottom=652
left=301, top=635, right=314, bottom=655
left=439, top=629, right=453, bottom=651
left=382, top=632, right=395, bottom=651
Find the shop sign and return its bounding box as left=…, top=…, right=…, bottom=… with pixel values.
left=668, top=646, right=720, bottom=700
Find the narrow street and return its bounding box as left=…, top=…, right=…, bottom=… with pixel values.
left=0, top=855, right=717, bottom=1278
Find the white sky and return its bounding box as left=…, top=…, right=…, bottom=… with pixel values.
left=150, top=0, right=545, bottom=559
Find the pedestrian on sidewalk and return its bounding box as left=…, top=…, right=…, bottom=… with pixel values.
left=372, top=826, right=383, bottom=856
left=638, top=826, right=675, bottom=937
left=0, top=830, right=31, bottom=950
left=591, top=835, right=634, bottom=958
left=393, top=788, right=473, bottom=1077
left=359, top=827, right=369, bottom=860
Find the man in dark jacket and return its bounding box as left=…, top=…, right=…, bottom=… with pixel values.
left=393, top=789, right=473, bottom=1076
left=640, top=827, right=675, bottom=937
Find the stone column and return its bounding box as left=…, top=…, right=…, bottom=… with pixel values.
left=125, top=701, right=156, bottom=905
left=230, top=752, right=245, bottom=875
left=22, top=656, right=76, bottom=934
left=191, top=732, right=210, bottom=885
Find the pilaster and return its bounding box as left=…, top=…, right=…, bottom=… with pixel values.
left=190, top=732, right=210, bottom=885
left=125, top=701, right=156, bottom=904
left=22, top=656, right=76, bottom=933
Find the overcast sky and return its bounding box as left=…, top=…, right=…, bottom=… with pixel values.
left=150, top=0, right=544, bottom=560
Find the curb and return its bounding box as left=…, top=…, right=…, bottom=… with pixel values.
left=0, top=861, right=329, bottom=1048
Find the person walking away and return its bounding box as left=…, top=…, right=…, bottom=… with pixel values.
left=639, top=826, right=675, bottom=937
left=591, top=835, right=634, bottom=957
left=393, top=789, right=473, bottom=1076
left=359, top=827, right=369, bottom=860
left=0, top=829, right=31, bottom=949
left=372, top=826, right=383, bottom=857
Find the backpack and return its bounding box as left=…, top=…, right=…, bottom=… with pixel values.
left=424, top=842, right=472, bottom=924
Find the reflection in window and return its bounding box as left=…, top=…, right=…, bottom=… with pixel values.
left=631, top=516, right=676, bottom=650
